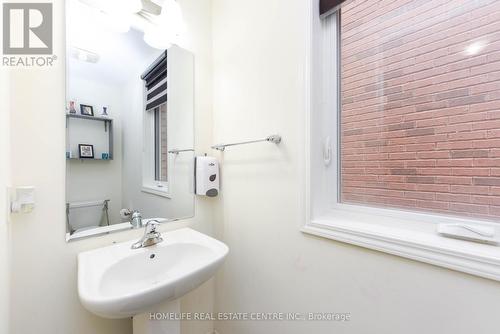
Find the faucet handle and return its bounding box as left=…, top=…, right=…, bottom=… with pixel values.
left=145, top=220, right=161, bottom=233
left=131, top=220, right=163, bottom=249
left=120, top=208, right=133, bottom=218
left=120, top=208, right=141, bottom=219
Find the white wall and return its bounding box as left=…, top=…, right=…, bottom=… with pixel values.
left=7, top=1, right=214, bottom=334
left=211, top=1, right=500, bottom=334
left=0, top=65, right=11, bottom=334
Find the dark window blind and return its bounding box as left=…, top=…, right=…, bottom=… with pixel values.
left=142, top=51, right=168, bottom=110
left=320, top=0, right=345, bottom=16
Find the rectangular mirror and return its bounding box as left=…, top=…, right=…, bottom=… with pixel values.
left=65, top=0, right=194, bottom=241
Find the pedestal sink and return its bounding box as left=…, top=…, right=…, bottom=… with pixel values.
left=77, top=228, right=228, bottom=334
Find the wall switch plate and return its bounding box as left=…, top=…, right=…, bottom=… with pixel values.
left=10, top=186, right=35, bottom=214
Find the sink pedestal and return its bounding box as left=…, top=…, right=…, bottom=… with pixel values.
left=133, top=299, right=181, bottom=334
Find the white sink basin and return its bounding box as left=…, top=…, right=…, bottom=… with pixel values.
left=78, top=228, right=228, bottom=319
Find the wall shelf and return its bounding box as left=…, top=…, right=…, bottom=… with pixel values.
left=65, top=113, right=114, bottom=160
left=67, top=157, right=113, bottom=161
left=65, top=113, right=113, bottom=132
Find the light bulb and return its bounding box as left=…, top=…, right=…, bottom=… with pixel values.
left=143, top=0, right=184, bottom=49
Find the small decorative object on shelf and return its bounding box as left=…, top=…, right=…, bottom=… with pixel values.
left=68, top=101, right=77, bottom=114
left=101, top=106, right=109, bottom=117
left=66, top=151, right=73, bottom=159
left=78, top=144, right=94, bottom=159
left=101, top=153, right=109, bottom=160
left=80, top=104, right=94, bottom=116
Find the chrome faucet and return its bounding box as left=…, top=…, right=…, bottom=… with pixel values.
left=131, top=220, right=163, bottom=249
left=121, top=209, right=144, bottom=229
left=130, top=211, right=143, bottom=229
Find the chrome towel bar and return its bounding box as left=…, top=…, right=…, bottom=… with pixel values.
left=168, top=148, right=195, bottom=154
left=67, top=199, right=110, bottom=209
left=211, top=135, right=282, bottom=151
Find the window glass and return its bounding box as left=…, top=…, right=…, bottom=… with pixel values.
left=340, top=0, right=500, bottom=221
left=154, top=104, right=168, bottom=183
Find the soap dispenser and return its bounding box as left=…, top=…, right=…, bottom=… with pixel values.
left=195, top=156, right=219, bottom=197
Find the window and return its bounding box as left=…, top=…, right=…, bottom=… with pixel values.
left=304, top=0, right=500, bottom=281
left=154, top=104, right=168, bottom=183
left=340, top=0, right=500, bottom=222
left=143, top=102, right=170, bottom=197
left=141, top=51, right=170, bottom=197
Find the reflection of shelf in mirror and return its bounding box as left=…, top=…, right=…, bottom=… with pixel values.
left=67, top=158, right=113, bottom=161
left=65, top=113, right=113, bottom=132
left=66, top=112, right=114, bottom=159
left=66, top=113, right=112, bottom=122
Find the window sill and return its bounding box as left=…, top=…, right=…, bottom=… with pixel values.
left=141, top=185, right=171, bottom=198
left=302, top=208, right=500, bottom=281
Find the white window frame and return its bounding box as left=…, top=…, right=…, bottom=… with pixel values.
left=302, top=0, right=500, bottom=281
left=142, top=103, right=171, bottom=198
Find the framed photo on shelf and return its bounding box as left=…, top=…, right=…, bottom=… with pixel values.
left=68, top=100, right=77, bottom=114
left=80, top=104, right=94, bottom=116
left=78, top=144, right=94, bottom=159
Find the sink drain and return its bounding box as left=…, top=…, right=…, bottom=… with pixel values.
left=150, top=254, right=155, bottom=259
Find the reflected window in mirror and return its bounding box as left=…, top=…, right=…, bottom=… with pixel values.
left=154, top=104, right=168, bottom=184
left=146, top=103, right=169, bottom=192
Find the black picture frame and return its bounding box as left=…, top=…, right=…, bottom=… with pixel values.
left=78, top=144, right=94, bottom=159
left=80, top=104, right=94, bottom=116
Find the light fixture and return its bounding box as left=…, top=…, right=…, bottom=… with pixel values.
left=89, top=0, right=143, bottom=33
left=100, top=0, right=143, bottom=15
left=121, top=0, right=143, bottom=14
left=70, top=47, right=100, bottom=63
left=143, top=0, right=185, bottom=49
left=100, top=12, right=132, bottom=33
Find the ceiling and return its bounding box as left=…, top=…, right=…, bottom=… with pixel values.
left=67, top=0, right=162, bottom=86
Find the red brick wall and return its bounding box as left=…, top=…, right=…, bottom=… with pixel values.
left=160, top=104, right=168, bottom=182
left=340, top=0, right=500, bottom=220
